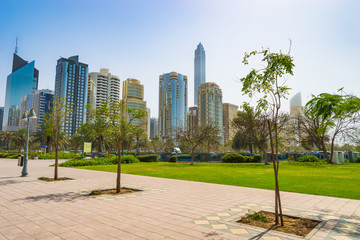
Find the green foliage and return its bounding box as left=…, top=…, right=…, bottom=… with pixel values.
left=168, top=155, right=177, bottom=162
left=243, top=211, right=269, bottom=223
left=297, top=155, right=321, bottom=162
left=253, top=155, right=262, bottom=163
left=59, top=155, right=139, bottom=167
left=222, top=153, right=260, bottom=163
left=137, top=154, right=159, bottom=162
left=38, top=152, right=79, bottom=159
left=354, top=157, right=360, bottom=163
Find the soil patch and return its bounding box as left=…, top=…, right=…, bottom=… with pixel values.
left=89, top=188, right=141, bottom=196
left=38, top=177, right=73, bottom=182
left=237, top=211, right=321, bottom=237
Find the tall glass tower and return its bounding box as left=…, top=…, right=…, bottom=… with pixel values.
left=55, top=56, right=88, bottom=136
left=194, top=43, right=206, bottom=106
left=158, top=72, right=188, bottom=141
left=3, top=53, right=39, bottom=131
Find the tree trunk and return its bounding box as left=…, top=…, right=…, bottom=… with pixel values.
left=274, top=122, right=284, bottom=226
left=191, top=148, right=195, bottom=165
left=116, top=142, right=122, bottom=193
left=136, top=136, right=140, bottom=154
left=263, top=146, right=269, bottom=165
left=330, top=137, right=336, bottom=164
left=54, top=147, right=58, bottom=180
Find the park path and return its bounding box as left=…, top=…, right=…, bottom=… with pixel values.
left=0, top=159, right=359, bottom=240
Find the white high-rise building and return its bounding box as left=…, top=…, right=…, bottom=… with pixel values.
left=87, top=68, right=121, bottom=111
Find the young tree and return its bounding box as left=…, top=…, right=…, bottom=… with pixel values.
left=100, top=100, right=146, bottom=193
left=44, top=97, right=72, bottom=180
left=240, top=44, right=294, bottom=226
left=133, top=122, right=147, bottom=154
left=70, top=133, right=83, bottom=153
left=305, top=91, right=360, bottom=163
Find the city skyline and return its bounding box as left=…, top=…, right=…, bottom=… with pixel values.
left=0, top=1, right=359, bottom=118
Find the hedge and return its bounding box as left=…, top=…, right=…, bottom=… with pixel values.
left=222, top=153, right=262, bottom=163
left=297, top=155, right=320, bottom=162
left=59, top=155, right=139, bottom=167
left=136, top=154, right=159, bottom=162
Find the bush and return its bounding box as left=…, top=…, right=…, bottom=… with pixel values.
left=298, top=155, right=320, bottom=162
left=38, top=152, right=80, bottom=159
left=354, top=157, right=360, bottom=163
left=137, top=154, right=159, bottom=162
left=59, top=155, right=139, bottom=167
left=252, top=155, right=262, bottom=163
left=222, top=152, right=245, bottom=163
left=168, top=155, right=177, bottom=162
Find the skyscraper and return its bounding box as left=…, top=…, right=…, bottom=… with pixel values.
left=159, top=72, right=188, bottom=141
left=198, top=82, right=223, bottom=143
left=20, top=89, right=54, bottom=132
left=3, top=53, right=39, bottom=131
left=146, top=108, right=151, bottom=139
left=187, top=106, right=198, bottom=131
left=222, top=103, right=238, bottom=144
left=194, top=43, right=206, bottom=106
left=0, top=107, right=4, bottom=131
left=150, top=118, right=159, bottom=139
left=54, top=56, right=88, bottom=136
left=122, top=78, right=148, bottom=132
left=87, top=68, right=120, bottom=110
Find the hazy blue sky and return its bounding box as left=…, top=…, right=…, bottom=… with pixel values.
left=0, top=0, right=359, bottom=117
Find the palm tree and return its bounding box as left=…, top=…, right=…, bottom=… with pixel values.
left=12, top=128, right=28, bottom=152
left=71, top=133, right=83, bottom=153
left=0, top=131, right=14, bottom=151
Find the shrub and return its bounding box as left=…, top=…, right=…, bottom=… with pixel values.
left=298, top=155, right=320, bottom=162
left=59, top=155, right=139, bottom=167
left=244, top=211, right=269, bottom=223
left=252, top=155, right=262, bottom=163
left=38, top=152, right=80, bottom=160
left=354, top=157, right=360, bottom=163
left=137, top=154, right=159, bottom=162
left=168, top=155, right=177, bottom=162
left=120, top=155, right=139, bottom=164
left=222, top=152, right=245, bottom=163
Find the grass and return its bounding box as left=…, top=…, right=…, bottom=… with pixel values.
left=72, top=162, right=360, bottom=200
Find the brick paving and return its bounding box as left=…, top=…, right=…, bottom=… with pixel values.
left=0, top=158, right=359, bottom=240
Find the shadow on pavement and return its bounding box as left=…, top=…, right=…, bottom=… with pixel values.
left=0, top=179, right=22, bottom=186
left=14, top=192, right=88, bottom=202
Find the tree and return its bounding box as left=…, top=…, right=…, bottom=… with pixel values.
left=150, top=136, right=162, bottom=153
left=99, top=100, right=146, bottom=193
left=240, top=44, right=294, bottom=226
left=32, top=125, right=52, bottom=153
left=70, top=133, right=83, bottom=153
left=305, top=91, right=360, bottom=163
left=178, top=124, right=221, bottom=165
left=232, top=104, right=270, bottom=163
left=12, top=128, right=28, bottom=152
left=0, top=131, right=13, bottom=151
left=44, top=97, right=72, bottom=180
left=133, top=121, right=147, bottom=154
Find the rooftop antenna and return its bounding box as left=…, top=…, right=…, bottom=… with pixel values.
left=15, top=37, right=18, bottom=54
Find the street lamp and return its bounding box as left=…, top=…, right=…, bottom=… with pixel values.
left=20, top=108, right=37, bottom=177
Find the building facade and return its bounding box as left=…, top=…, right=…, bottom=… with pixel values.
left=122, top=78, right=148, bottom=132
left=222, top=103, right=238, bottom=144
left=54, top=56, right=88, bottom=136
left=150, top=118, right=159, bottom=139
left=20, top=89, right=54, bottom=131
left=194, top=43, right=206, bottom=106
left=87, top=68, right=120, bottom=111
left=158, top=72, right=188, bottom=141
left=0, top=107, right=4, bottom=131
left=187, top=106, right=198, bottom=134
left=3, top=53, right=39, bottom=131
left=198, top=82, right=223, bottom=143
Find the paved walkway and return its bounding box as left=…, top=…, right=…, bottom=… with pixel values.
left=0, top=159, right=359, bottom=240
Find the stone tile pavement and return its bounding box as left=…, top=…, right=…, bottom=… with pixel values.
left=0, top=159, right=359, bottom=240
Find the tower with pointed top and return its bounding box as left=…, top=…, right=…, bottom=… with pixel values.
left=194, top=43, right=206, bottom=106
left=3, top=51, right=39, bottom=131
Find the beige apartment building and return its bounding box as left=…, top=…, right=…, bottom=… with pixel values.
left=222, top=103, right=238, bottom=144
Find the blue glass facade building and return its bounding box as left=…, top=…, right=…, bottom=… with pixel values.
left=55, top=56, right=88, bottom=136
left=158, top=72, right=188, bottom=141
left=0, top=107, right=4, bottom=131
left=194, top=43, right=206, bottom=106
left=3, top=54, right=39, bottom=131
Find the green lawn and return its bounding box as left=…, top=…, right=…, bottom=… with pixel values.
left=73, top=162, right=360, bottom=200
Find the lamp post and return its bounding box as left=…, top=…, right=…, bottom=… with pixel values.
left=20, top=108, right=37, bottom=177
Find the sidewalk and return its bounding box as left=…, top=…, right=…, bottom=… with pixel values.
left=0, top=159, right=359, bottom=240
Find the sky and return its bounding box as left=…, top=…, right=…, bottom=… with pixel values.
left=0, top=0, right=359, bottom=118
